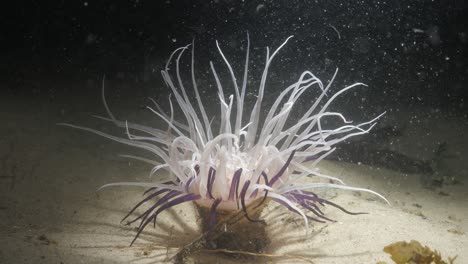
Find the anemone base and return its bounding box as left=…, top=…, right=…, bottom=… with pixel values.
left=195, top=202, right=271, bottom=254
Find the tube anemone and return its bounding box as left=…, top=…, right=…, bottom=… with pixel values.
left=60, top=35, right=388, bottom=246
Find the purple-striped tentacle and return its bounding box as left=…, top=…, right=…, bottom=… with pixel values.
left=143, top=180, right=175, bottom=195
left=290, top=191, right=366, bottom=215
left=271, top=197, right=307, bottom=220
left=288, top=193, right=326, bottom=216
left=253, top=171, right=270, bottom=209
left=268, top=150, right=296, bottom=187
left=249, top=171, right=268, bottom=199
left=207, top=198, right=222, bottom=236
left=304, top=214, right=326, bottom=223
left=143, top=187, right=158, bottom=195
left=121, top=188, right=170, bottom=223
left=302, top=155, right=318, bottom=163
left=305, top=201, right=325, bottom=216
left=240, top=180, right=263, bottom=222
left=228, top=168, right=242, bottom=201
left=290, top=194, right=324, bottom=215
left=286, top=190, right=366, bottom=220
left=206, top=167, right=216, bottom=199
left=287, top=192, right=323, bottom=204
left=127, top=190, right=181, bottom=226
left=285, top=192, right=334, bottom=222
left=185, top=176, right=195, bottom=193
left=301, top=202, right=335, bottom=222
left=130, top=193, right=201, bottom=246
left=320, top=199, right=367, bottom=215
left=290, top=190, right=325, bottom=206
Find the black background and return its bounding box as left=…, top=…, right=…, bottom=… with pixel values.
left=1, top=0, right=467, bottom=116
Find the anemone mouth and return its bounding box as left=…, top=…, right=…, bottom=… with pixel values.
left=59, top=34, right=389, bottom=246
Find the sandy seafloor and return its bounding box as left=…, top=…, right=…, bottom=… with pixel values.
left=0, top=82, right=467, bottom=264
